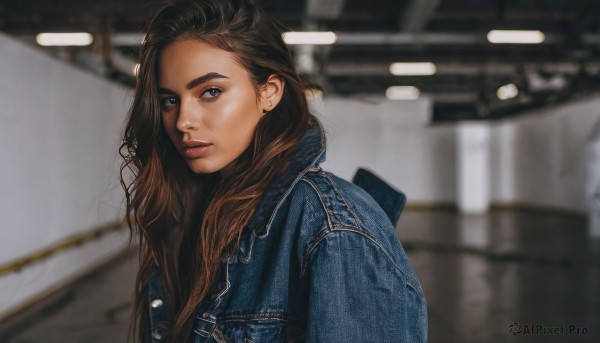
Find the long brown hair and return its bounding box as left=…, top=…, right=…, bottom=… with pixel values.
left=119, top=0, right=315, bottom=341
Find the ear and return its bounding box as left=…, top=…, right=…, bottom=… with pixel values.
left=260, top=74, right=285, bottom=114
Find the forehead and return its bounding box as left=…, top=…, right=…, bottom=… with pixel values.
left=158, top=39, right=249, bottom=86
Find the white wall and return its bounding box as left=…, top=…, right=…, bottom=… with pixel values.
left=314, top=96, right=457, bottom=204
left=0, top=33, right=130, bottom=316
left=491, top=96, right=600, bottom=212
left=314, top=93, right=600, bottom=214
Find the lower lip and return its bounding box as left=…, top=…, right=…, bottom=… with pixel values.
left=182, top=145, right=213, bottom=159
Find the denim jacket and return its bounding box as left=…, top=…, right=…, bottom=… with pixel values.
left=146, top=124, right=428, bottom=343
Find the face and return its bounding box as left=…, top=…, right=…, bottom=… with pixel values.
left=158, top=39, right=266, bottom=175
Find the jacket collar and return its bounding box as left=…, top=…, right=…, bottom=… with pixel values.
left=232, top=121, right=325, bottom=264
left=247, top=121, right=326, bottom=236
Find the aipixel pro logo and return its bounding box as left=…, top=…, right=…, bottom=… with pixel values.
left=509, top=322, right=589, bottom=336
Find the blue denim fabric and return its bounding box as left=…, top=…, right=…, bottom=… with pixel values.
left=145, top=124, right=428, bottom=342
left=351, top=168, right=407, bottom=225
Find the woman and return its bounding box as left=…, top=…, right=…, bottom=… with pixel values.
left=120, top=0, right=427, bottom=342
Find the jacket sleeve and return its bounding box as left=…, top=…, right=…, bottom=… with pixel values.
left=303, top=229, right=427, bottom=343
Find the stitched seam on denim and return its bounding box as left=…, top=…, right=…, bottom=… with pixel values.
left=303, top=174, right=343, bottom=225
left=345, top=228, right=422, bottom=292
left=303, top=171, right=361, bottom=228
left=220, top=316, right=300, bottom=325
left=194, top=329, right=211, bottom=337
left=301, top=224, right=340, bottom=276
left=219, top=312, right=302, bottom=324
left=220, top=312, right=292, bottom=319
left=212, top=327, right=230, bottom=343
left=321, top=171, right=361, bottom=226
left=239, top=231, right=255, bottom=264
left=193, top=315, right=217, bottom=338
left=302, top=227, right=423, bottom=293
left=259, top=149, right=326, bottom=239
left=405, top=278, right=422, bottom=293
left=208, top=262, right=231, bottom=311
left=300, top=178, right=334, bottom=229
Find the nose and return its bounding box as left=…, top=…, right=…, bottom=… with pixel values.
left=175, top=97, right=200, bottom=133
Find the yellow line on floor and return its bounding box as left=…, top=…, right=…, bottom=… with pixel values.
left=0, top=219, right=128, bottom=277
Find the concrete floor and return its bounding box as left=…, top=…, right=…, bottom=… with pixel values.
left=399, top=209, right=599, bottom=343
left=1, top=209, right=599, bottom=342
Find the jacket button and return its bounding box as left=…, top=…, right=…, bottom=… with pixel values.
left=152, top=328, right=163, bottom=340
left=151, top=299, right=163, bottom=308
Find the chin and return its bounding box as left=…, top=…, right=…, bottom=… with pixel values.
left=186, top=160, right=223, bottom=175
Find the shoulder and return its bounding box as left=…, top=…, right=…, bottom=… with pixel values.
left=279, top=169, right=379, bottom=235
left=295, top=169, right=394, bottom=238
left=278, top=169, right=421, bottom=289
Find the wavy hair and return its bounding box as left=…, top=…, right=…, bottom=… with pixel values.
left=119, top=0, right=316, bottom=341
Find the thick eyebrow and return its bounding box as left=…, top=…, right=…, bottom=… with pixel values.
left=158, top=72, right=229, bottom=95
left=186, top=72, right=228, bottom=90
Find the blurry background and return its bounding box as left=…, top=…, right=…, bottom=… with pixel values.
left=0, top=0, right=599, bottom=342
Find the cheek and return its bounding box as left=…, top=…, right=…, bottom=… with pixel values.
left=161, top=114, right=177, bottom=140
left=213, top=97, right=261, bottom=132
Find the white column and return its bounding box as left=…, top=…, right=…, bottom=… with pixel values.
left=587, top=125, right=600, bottom=237
left=295, top=44, right=316, bottom=74
left=456, top=122, right=491, bottom=214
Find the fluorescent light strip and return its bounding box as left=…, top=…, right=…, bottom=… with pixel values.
left=36, top=32, right=94, bottom=46
left=389, top=62, right=436, bottom=76
left=386, top=86, right=420, bottom=100
left=487, top=30, right=545, bottom=44
left=497, top=83, right=519, bottom=100
left=282, top=31, right=337, bottom=45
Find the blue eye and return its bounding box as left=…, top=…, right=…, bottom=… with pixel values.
left=160, top=96, right=178, bottom=110
left=202, top=88, right=222, bottom=99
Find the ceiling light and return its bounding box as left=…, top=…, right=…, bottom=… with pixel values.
left=386, top=86, right=420, bottom=100
left=497, top=83, right=519, bottom=100
left=487, top=30, right=545, bottom=44
left=389, top=62, right=436, bottom=76
left=282, top=31, right=337, bottom=45
left=36, top=32, right=94, bottom=46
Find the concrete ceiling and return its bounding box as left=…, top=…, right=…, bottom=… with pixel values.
left=2, top=0, right=600, bottom=120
